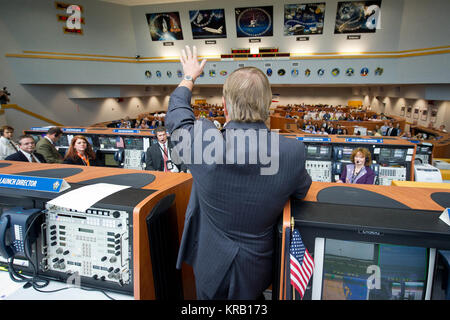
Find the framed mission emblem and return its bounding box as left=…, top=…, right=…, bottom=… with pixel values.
left=235, top=6, right=273, bottom=37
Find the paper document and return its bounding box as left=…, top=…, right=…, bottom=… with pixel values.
left=0, top=271, right=23, bottom=300
left=47, top=183, right=130, bottom=212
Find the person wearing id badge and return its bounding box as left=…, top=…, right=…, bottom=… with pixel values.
left=144, top=126, right=187, bottom=172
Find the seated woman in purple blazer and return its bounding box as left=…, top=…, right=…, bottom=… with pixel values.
left=337, top=147, right=376, bottom=184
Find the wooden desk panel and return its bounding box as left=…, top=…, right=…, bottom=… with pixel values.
left=304, top=181, right=448, bottom=211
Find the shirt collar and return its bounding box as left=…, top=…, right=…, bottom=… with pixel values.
left=44, top=136, right=54, bottom=145
left=223, top=121, right=268, bottom=131
left=19, top=149, right=32, bottom=160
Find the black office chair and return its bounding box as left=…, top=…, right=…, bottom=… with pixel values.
left=371, top=163, right=380, bottom=185
left=114, top=148, right=125, bottom=168
left=141, top=151, right=147, bottom=169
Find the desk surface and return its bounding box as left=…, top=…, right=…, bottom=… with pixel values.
left=391, top=180, right=450, bottom=189
left=0, top=270, right=133, bottom=300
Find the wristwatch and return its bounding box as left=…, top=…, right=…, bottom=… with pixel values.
left=183, top=75, right=194, bottom=83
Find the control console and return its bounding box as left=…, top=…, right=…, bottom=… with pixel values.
left=41, top=204, right=133, bottom=291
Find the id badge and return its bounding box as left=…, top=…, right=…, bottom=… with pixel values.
left=166, top=160, right=174, bottom=170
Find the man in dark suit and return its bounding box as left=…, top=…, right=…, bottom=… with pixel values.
left=327, top=123, right=337, bottom=134
left=390, top=123, right=400, bottom=136
left=167, top=46, right=311, bottom=299
left=144, top=126, right=186, bottom=172
left=5, top=135, right=46, bottom=163
left=386, top=122, right=399, bottom=136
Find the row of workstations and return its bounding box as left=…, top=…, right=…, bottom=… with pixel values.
left=25, top=127, right=157, bottom=170
left=0, top=161, right=449, bottom=300
left=25, top=127, right=434, bottom=184
left=281, top=133, right=436, bottom=185
left=273, top=113, right=449, bottom=159
left=271, top=113, right=406, bottom=135
left=410, top=125, right=450, bottom=158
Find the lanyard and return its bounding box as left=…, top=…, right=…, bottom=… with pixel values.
left=77, top=152, right=90, bottom=166
left=350, top=167, right=363, bottom=183
left=158, top=142, right=169, bottom=158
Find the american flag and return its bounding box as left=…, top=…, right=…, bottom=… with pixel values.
left=290, top=229, right=314, bottom=299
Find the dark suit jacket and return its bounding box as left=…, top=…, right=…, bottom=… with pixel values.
left=63, top=155, right=98, bottom=166
left=167, top=86, right=312, bottom=299
left=389, top=127, right=399, bottom=136
left=144, top=140, right=186, bottom=172
left=340, top=164, right=376, bottom=184
left=328, top=127, right=337, bottom=134
left=5, top=151, right=46, bottom=163
left=35, top=137, right=63, bottom=163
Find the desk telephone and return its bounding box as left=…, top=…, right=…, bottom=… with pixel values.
left=0, top=207, right=42, bottom=259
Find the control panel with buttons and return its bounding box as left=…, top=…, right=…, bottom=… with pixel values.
left=41, top=204, right=132, bottom=287
left=305, top=160, right=332, bottom=182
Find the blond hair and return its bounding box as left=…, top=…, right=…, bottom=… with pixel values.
left=223, top=67, right=272, bottom=122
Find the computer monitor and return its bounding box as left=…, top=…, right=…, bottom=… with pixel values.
left=98, top=136, right=119, bottom=150
left=104, top=153, right=120, bottom=167
left=55, top=135, right=69, bottom=147
left=311, top=238, right=435, bottom=300
left=305, top=144, right=331, bottom=160
left=275, top=197, right=450, bottom=301
left=123, top=137, right=144, bottom=150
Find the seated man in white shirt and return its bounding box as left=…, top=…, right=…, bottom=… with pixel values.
left=5, top=135, right=46, bottom=163
left=0, top=125, right=19, bottom=160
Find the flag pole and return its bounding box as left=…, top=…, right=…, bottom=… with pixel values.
left=291, top=217, right=295, bottom=300
left=279, top=200, right=291, bottom=300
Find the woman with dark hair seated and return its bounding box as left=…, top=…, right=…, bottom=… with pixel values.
left=336, top=147, right=375, bottom=184
left=63, top=135, right=98, bottom=166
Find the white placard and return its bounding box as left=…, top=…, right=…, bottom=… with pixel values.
left=47, top=183, right=130, bottom=212
left=439, top=208, right=450, bottom=227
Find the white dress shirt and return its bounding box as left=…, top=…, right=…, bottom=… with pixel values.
left=0, top=136, right=18, bottom=160
left=19, top=149, right=41, bottom=163
left=158, top=141, right=179, bottom=173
